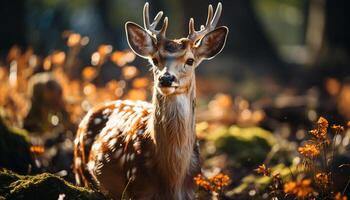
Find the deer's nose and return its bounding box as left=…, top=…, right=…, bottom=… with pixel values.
left=158, top=72, right=176, bottom=87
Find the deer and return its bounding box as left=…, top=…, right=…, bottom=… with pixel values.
left=73, top=2, right=228, bottom=199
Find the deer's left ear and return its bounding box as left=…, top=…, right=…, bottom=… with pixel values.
left=125, top=22, right=157, bottom=58
left=195, top=26, right=228, bottom=60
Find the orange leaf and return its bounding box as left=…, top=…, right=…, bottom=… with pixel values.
left=82, top=66, right=97, bottom=81
left=122, top=66, right=138, bottom=80
left=67, top=33, right=81, bottom=47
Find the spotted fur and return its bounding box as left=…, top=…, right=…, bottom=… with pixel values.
left=73, top=98, right=200, bottom=199
left=74, top=2, right=228, bottom=199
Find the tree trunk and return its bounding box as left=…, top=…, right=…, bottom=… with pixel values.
left=0, top=0, right=26, bottom=55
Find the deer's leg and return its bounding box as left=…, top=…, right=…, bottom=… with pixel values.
left=95, top=159, right=127, bottom=199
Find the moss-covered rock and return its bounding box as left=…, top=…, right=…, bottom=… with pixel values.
left=0, top=117, right=34, bottom=174
left=203, top=125, right=275, bottom=169
left=0, top=169, right=107, bottom=200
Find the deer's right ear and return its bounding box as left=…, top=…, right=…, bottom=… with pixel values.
left=125, top=22, right=156, bottom=58
left=194, top=26, right=228, bottom=60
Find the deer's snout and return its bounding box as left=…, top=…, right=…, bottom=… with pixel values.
left=158, top=72, right=176, bottom=87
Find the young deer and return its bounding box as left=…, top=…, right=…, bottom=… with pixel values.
left=73, top=2, right=228, bottom=199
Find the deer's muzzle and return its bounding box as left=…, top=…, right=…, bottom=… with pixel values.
left=158, top=72, right=176, bottom=87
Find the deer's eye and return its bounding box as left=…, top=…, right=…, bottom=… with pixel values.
left=152, top=58, right=159, bottom=66
left=186, top=58, right=194, bottom=66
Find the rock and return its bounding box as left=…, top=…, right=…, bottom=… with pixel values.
left=0, top=116, right=35, bottom=174
left=0, top=169, right=107, bottom=200
left=203, top=125, right=275, bottom=170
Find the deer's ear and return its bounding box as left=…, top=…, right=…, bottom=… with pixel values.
left=125, top=22, right=156, bottom=58
left=195, top=26, right=228, bottom=60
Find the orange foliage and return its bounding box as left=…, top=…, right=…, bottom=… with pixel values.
left=82, top=66, right=97, bottom=81
left=254, top=164, right=271, bottom=176
left=51, top=51, right=66, bottom=65
left=298, top=143, right=320, bottom=158
left=194, top=173, right=230, bottom=193
left=122, top=65, right=138, bottom=80
left=335, top=192, right=348, bottom=200
left=30, top=145, right=45, bottom=154
left=283, top=179, right=313, bottom=198
left=315, top=172, right=329, bottom=187
left=67, top=33, right=81, bottom=47
left=132, top=77, right=149, bottom=89
left=111, top=50, right=136, bottom=66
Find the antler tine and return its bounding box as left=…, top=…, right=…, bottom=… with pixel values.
left=188, top=2, right=223, bottom=42
left=211, top=2, right=222, bottom=28
left=143, top=3, right=150, bottom=29
left=189, top=18, right=195, bottom=35
left=150, top=11, right=164, bottom=29
left=205, top=5, right=213, bottom=27
left=159, top=17, right=168, bottom=37
left=143, top=2, right=167, bottom=39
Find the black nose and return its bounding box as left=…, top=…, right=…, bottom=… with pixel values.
left=159, top=72, right=175, bottom=87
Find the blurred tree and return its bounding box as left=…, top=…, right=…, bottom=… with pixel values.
left=324, top=0, right=349, bottom=57
left=305, top=0, right=350, bottom=81
left=0, top=0, right=26, bottom=55
left=95, top=0, right=118, bottom=45
left=183, top=0, right=288, bottom=81
left=155, top=0, right=185, bottom=37
left=306, top=0, right=349, bottom=67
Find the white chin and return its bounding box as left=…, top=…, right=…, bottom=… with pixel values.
left=158, top=87, right=176, bottom=96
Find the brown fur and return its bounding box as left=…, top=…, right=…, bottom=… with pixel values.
left=74, top=2, right=228, bottom=200
left=74, top=92, right=200, bottom=199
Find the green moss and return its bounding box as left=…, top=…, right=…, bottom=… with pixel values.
left=205, top=126, right=275, bottom=169
left=228, top=163, right=299, bottom=195
left=0, top=116, right=34, bottom=174
left=206, top=125, right=276, bottom=145
left=0, top=169, right=107, bottom=200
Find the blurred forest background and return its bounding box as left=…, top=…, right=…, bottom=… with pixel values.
left=0, top=0, right=349, bottom=199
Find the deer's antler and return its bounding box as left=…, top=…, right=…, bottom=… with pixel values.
left=188, top=3, right=222, bottom=43
left=143, top=2, right=168, bottom=40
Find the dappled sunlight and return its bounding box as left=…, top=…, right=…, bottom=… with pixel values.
left=0, top=0, right=349, bottom=199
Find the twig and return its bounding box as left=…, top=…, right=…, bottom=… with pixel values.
left=338, top=164, right=350, bottom=195
left=121, top=176, right=134, bottom=200
left=342, top=177, right=350, bottom=195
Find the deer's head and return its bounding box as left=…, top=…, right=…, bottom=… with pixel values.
left=126, top=2, right=228, bottom=96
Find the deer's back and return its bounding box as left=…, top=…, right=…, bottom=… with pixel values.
left=73, top=100, right=158, bottom=198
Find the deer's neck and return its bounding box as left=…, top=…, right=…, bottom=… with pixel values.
left=150, top=80, right=196, bottom=195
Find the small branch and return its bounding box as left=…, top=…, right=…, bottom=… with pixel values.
left=121, top=176, right=135, bottom=200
